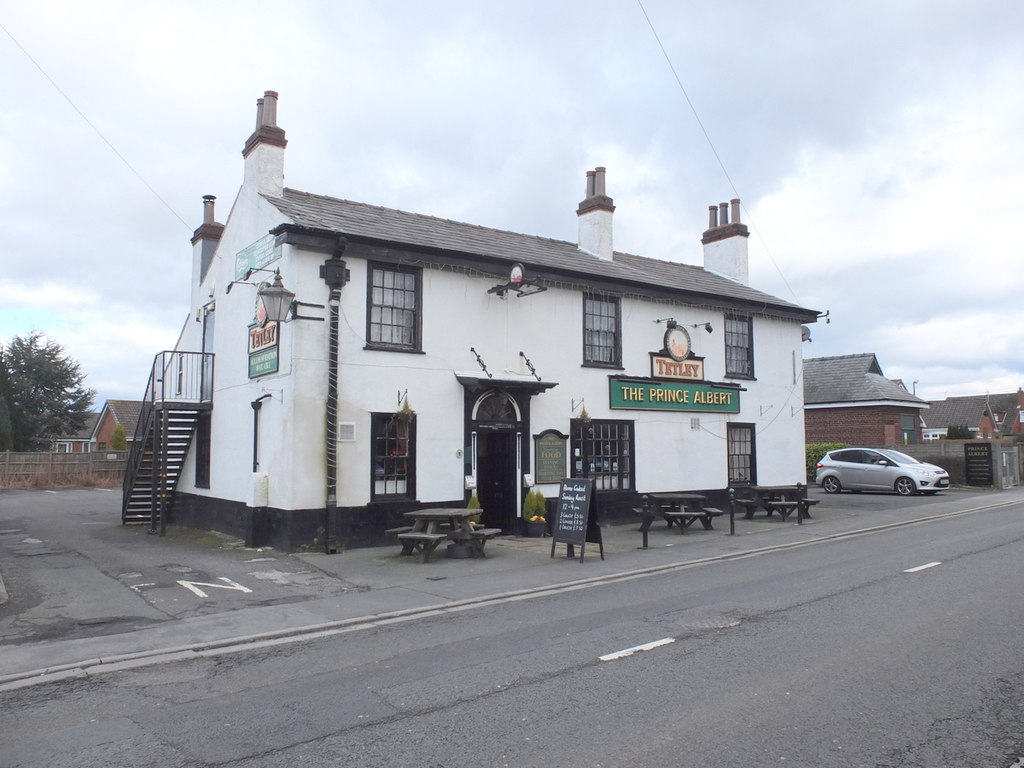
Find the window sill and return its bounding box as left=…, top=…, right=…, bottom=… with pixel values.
left=581, top=361, right=624, bottom=370
left=363, top=345, right=425, bottom=355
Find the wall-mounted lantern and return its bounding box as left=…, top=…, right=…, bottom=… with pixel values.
left=257, top=271, right=296, bottom=324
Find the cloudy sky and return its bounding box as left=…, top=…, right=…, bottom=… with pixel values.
left=2, top=1, right=1022, bottom=407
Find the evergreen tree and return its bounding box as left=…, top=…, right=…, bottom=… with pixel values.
left=110, top=424, right=128, bottom=451
left=0, top=348, right=13, bottom=451
left=2, top=332, right=96, bottom=451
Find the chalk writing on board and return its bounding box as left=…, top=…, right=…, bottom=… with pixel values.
left=558, top=487, right=588, bottom=532
left=551, top=477, right=603, bottom=561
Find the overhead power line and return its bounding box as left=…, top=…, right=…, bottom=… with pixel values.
left=635, top=0, right=797, bottom=301
left=0, top=21, right=192, bottom=231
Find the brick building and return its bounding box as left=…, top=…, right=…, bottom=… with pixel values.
left=804, top=354, right=927, bottom=445
left=92, top=400, right=143, bottom=451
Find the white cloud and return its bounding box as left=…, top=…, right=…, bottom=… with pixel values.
left=1, top=0, right=1023, bottom=406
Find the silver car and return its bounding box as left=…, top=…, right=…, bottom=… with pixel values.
left=815, top=448, right=951, bottom=496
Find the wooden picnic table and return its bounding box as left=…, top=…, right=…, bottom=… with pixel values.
left=738, top=485, right=817, bottom=523
left=389, top=508, right=501, bottom=563
left=635, top=493, right=724, bottom=548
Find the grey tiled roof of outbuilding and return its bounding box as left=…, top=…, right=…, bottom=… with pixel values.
left=264, top=188, right=818, bottom=320
left=804, top=354, right=927, bottom=407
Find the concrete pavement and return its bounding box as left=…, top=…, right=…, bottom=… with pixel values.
left=1, top=485, right=1022, bottom=691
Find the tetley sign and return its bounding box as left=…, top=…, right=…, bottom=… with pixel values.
left=609, top=377, right=740, bottom=413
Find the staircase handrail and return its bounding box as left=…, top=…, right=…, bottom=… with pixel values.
left=121, top=351, right=214, bottom=518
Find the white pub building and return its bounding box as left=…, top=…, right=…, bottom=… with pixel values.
left=122, top=91, right=819, bottom=552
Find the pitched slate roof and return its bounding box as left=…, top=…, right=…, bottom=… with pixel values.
left=923, top=392, right=1021, bottom=431
left=264, top=188, right=818, bottom=320
left=63, top=412, right=99, bottom=441
left=105, top=400, right=144, bottom=434
left=804, top=354, right=927, bottom=407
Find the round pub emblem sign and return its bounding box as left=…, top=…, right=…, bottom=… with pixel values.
left=663, top=325, right=692, bottom=361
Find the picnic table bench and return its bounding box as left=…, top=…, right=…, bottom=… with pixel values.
left=454, top=526, right=503, bottom=558
left=389, top=509, right=502, bottom=562
left=635, top=493, right=724, bottom=548
left=736, top=484, right=817, bottom=524
left=396, top=531, right=449, bottom=562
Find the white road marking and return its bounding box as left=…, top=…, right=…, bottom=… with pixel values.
left=177, top=577, right=253, bottom=598
left=904, top=561, right=942, bottom=573
left=599, top=637, right=675, bottom=662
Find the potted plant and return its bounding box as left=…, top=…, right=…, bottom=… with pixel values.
left=523, top=489, right=547, bottom=537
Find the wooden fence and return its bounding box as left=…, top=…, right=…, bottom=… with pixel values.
left=0, top=451, right=128, bottom=489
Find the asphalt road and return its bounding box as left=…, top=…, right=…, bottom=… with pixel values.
left=0, top=489, right=362, bottom=646
left=1, top=491, right=1022, bottom=767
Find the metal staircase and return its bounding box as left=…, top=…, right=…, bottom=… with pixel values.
left=122, top=351, right=214, bottom=532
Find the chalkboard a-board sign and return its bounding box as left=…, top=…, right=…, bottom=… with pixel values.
left=550, top=477, right=605, bottom=562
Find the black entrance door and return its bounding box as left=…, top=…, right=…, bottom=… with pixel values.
left=477, top=431, right=516, bottom=531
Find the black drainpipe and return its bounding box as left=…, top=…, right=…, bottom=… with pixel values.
left=320, top=238, right=349, bottom=553
left=251, top=394, right=272, bottom=472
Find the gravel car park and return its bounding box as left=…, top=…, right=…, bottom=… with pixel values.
left=815, top=447, right=951, bottom=496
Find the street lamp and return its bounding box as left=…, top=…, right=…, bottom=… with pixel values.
left=257, top=270, right=296, bottom=323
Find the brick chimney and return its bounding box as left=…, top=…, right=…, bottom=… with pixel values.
left=576, top=166, right=615, bottom=261
left=701, top=198, right=749, bottom=284
left=242, top=90, right=287, bottom=197
left=191, top=195, right=224, bottom=306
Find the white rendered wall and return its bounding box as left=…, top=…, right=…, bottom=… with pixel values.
left=176, top=198, right=808, bottom=510
left=703, top=237, right=749, bottom=285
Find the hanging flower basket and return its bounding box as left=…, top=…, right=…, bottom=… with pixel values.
left=392, top=398, right=416, bottom=423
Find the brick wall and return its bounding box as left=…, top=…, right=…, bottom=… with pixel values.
left=805, top=405, right=922, bottom=445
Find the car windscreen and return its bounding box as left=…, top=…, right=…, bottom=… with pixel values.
left=878, top=449, right=920, bottom=464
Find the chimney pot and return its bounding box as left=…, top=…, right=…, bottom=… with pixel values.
left=702, top=196, right=750, bottom=284
left=255, top=98, right=265, bottom=130
left=202, top=194, right=216, bottom=225
left=577, top=167, right=614, bottom=260
left=262, top=91, right=279, bottom=127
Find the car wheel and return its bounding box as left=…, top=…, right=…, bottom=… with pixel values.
left=822, top=476, right=842, bottom=494
left=894, top=477, right=916, bottom=496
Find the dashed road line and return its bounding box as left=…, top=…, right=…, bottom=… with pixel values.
left=599, top=637, right=675, bottom=661
left=904, top=561, right=942, bottom=573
